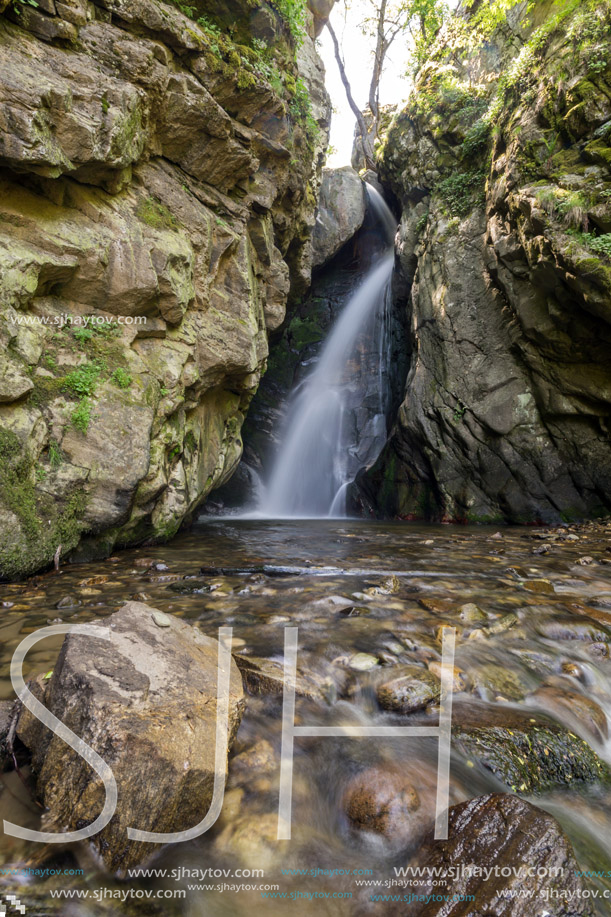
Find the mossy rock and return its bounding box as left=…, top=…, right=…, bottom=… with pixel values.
left=454, top=708, right=611, bottom=794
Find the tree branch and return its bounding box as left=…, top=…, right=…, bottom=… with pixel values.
left=327, top=19, right=375, bottom=169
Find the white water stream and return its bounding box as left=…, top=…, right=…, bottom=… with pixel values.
left=259, top=186, right=397, bottom=517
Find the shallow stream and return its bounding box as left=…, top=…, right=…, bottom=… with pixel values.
left=1, top=519, right=610, bottom=914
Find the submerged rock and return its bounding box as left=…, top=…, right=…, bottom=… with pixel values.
left=233, top=653, right=347, bottom=702
left=16, top=602, right=244, bottom=873
left=400, top=794, right=591, bottom=915
left=342, top=765, right=420, bottom=845
left=376, top=665, right=441, bottom=713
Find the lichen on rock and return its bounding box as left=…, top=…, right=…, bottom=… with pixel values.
left=364, top=0, right=611, bottom=525
left=0, top=0, right=331, bottom=577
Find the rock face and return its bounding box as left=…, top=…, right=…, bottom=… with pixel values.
left=366, top=0, right=611, bottom=523
left=312, top=166, right=366, bottom=267
left=16, top=601, right=244, bottom=873
left=0, top=0, right=331, bottom=578
left=401, top=794, right=591, bottom=916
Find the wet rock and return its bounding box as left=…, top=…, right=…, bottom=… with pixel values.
left=364, top=575, right=400, bottom=596
left=349, top=653, right=380, bottom=672
left=342, top=765, right=420, bottom=845
left=453, top=705, right=610, bottom=794
left=215, top=813, right=286, bottom=869
left=233, top=654, right=344, bottom=702
left=532, top=543, right=552, bottom=555
left=458, top=602, right=486, bottom=623
left=483, top=611, right=519, bottom=635
left=427, top=661, right=470, bottom=692
left=535, top=616, right=610, bottom=642
left=230, top=740, right=276, bottom=781
left=16, top=601, right=244, bottom=874
left=418, top=597, right=454, bottom=614
left=470, top=664, right=527, bottom=702
left=523, top=579, right=556, bottom=595
left=532, top=683, right=608, bottom=742
left=578, top=556, right=595, bottom=565
left=55, top=595, right=81, bottom=609
left=78, top=575, right=110, bottom=586
left=401, top=794, right=591, bottom=916
left=376, top=666, right=441, bottom=713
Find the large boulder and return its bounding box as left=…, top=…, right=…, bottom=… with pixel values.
left=312, top=166, right=367, bottom=268
left=400, top=794, right=591, bottom=915
left=17, top=602, right=245, bottom=874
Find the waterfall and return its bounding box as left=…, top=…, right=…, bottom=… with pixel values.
left=259, top=185, right=397, bottom=518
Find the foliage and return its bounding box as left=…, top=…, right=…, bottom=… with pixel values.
left=535, top=187, right=591, bottom=231
left=463, top=0, right=531, bottom=42
left=401, top=0, right=450, bottom=73
left=10, top=0, right=39, bottom=13
left=70, top=398, right=92, bottom=434
left=73, top=320, right=121, bottom=343
left=568, top=230, right=611, bottom=259
left=269, top=0, right=308, bottom=43
left=49, top=440, right=62, bottom=469
left=436, top=169, right=486, bottom=217
left=111, top=368, right=133, bottom=389
left=61, top=362, right=103, bottom=398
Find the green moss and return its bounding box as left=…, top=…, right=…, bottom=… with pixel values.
left=455, top=721, right=611, bottom=794
left=70, top=398, right=93, bottom=434
left=136, top=196, right=180, bottom=232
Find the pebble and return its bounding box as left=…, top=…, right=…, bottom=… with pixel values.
left=578, top=556, right=595, bottom=565
left=152, top=611, right=171, bottom=628
left=56, top=595, right=81, bottom=609
left=377, top=666, right=441, bottom=713
left=523, top=579, right=555, bottom=595
left=532, top=544, right=552, bottom=555
left=459, top=603, right=487, bottom=623
left=349, top=653, right=380, bottom=671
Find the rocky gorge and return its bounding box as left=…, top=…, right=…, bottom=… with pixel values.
left=0, top=0, right=610, bottom=915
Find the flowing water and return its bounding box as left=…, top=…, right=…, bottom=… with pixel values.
left=260, top=188, right=396, bottom=518
left=1, top=519, right=610, bottom=914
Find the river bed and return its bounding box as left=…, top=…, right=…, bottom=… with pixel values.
left=0, top=519, right=610, bottom=915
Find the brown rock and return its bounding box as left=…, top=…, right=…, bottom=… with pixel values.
left=376, top=666, right=441, bottom=713
left=17, top=602, right=244, bottom=874
left=343, top=765, right=420, bottom=844
left=400, top=794, right=592, bottom=915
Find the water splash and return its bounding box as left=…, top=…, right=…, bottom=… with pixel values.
left=260, top=186, right=397, bottom=518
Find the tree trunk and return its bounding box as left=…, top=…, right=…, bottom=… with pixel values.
left=327, top=20, right=376, bottom=170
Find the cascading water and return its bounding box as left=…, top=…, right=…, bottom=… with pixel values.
left=259, top=186, right=397, bottom=518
